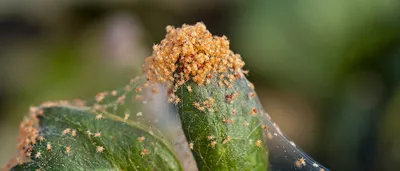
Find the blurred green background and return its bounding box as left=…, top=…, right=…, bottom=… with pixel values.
left=0, top=0, right=399, bottom=170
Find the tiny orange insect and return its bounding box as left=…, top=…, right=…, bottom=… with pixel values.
left=255, top=140, right=262, bottom=147
left=138, top=136, right=145, bottom=142
left=141, top=149, right=148, bottom=157
left=96, top=146, right=104, bottom=153
left=189, top=142, right=194, bottom=150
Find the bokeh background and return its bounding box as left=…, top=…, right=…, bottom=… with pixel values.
left=0, top=0, right=400, bottom=170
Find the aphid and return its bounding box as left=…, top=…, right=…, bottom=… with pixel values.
left=29, top=106, right=38, bottom=113
left=189, top=142, right=194, bottom=150
left=62, top=128, right=71, bottom=135
left=193, top=102, right=200, bottom=108
left=174, top=98, right=181, bottom=104
left=69, top=129, right=76, bottom=137
left=111, top=90, right=117, bottom=96
left=255, top=140, right=262, bottom=147
left=138, top=136, right=145, bottom=142
left=95, top=114, right=103, bottom=120
left=244, top=121, right=249, bottom=127
left=249, top=107, right=257, bottom=116
left=248, top=82, right=255, bottom=90
left=227, top=74, right=235, bottom=82
left=229, top=119, right=234, bottom=124
left=135, top=87, right=143, bottom=92
left=207, top=135, right=214, bottom=140
left=218, top=81, right=223, bottom=87
left=96, top=146, right=104, bottom=153
left=95, top=92, right=106, bottom=102
left=225, top=94, right=233, bottom=103
left=299, top=158, right=306, bottom=166
left=242, top=70, right=249, bottom=75
left=210, top=141, right=217, bottom=148
left=141, top=149, right=148, bottom=156
left=261, top=124, right=268, bottom=131
left=94, top=132, right=101, bottom=137
left=222, top=118, right=228, bottom=124
left=223, top=80, right=230, bottom=87
left=124, top=113, right=130, bottom=120
left=187, top=86, right=192, bottom=93
left=38, top=136, right=45, bottom=142
left=248, top=92, right=255, bottom=98
left=223, top=136, right=231, bottom=144
left=35, top=152, right=41, bottom=158
left=47, top=143, right=52, bottom=151
left=65, top=146, right=71, bottom=154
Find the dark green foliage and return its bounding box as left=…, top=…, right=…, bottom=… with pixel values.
left=176, top=72, right=268, bottom=171
left=12, top=105, right=182, bottom=171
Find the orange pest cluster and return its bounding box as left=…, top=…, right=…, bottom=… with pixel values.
left=192, top=97, right=215, bottom=111
left=5, top=106, right=43, bottom=169
left=142, top=22, right=245, bottom=103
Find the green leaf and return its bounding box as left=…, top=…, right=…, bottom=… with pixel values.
left=10, top=82, right=183, bottom=171
left=176, top=72, right=268, bottom=171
